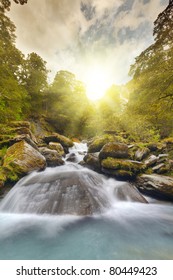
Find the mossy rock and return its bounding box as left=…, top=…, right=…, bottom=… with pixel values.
left=99, top=142, right=129, bottom=160
left=9, top=121, right=31, bottom=129
left=0, top=167, right=7, bottom=188
left=101, top=157, right=145, bottom=172
left=83, top=153, right=101, bottom=172
left=146, top=142, right=166, bottom=153
left=101, top=157, right=146, bottom=179
left=49, top=142, right=65, bottom=156
left=162, top=137, right=173, bottom=145
left=101, top=167, right=134, bottom=180
left=3, top=140, right=46, bottom=182
left=88, top=134, right=127, bottom=153
left=39, top=147, right=65, bottom=167
left=43, top=133, right=73, bottom=148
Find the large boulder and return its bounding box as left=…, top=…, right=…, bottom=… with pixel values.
left=0, top=168, right=108, bottom=215
left=88, top=134, right=126, bottom=153
left=39, top=147, right=64, bottom=167
left=43, top=133, right=73, bottom=149
left=136, top=174, right=173, bottom=201
left=3, top=141, right=46, bottom=182
left=99, top=142, right=129, bottom=161
left=0, top=166, right=148, bottom=215
left=101, top=157, right=145, bottom=179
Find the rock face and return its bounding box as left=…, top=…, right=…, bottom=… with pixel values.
left=136, top=174, right=173, bottom=200
left=3, top=141, right=46, bottom=181
left=99, top=142, right=129, bottom=160
left=39, top=147, right=64, bottom=167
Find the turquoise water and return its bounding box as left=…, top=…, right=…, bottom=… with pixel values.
left=0, top=203, right=173, bottom=260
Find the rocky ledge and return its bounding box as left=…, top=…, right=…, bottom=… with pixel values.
left=83, top=134, right=173, bottom=201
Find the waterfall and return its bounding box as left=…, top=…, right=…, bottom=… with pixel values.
left=0, top=142, right=173, bottom=260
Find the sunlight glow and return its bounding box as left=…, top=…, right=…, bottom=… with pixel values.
left=84, top=66, right=112, bottom=101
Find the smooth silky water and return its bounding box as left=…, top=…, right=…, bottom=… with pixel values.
left=0, top=143, right=173, bottom=260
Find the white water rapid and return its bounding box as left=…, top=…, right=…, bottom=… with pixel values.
left=0, top=142, right=173, bottom=260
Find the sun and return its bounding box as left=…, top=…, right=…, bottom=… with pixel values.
left=84, top=66, right=112, bottom=101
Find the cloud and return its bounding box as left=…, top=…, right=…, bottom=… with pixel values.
left=8, top=0, right=169, bottom=85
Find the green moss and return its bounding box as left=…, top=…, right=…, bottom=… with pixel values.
left=101, top=157, right=145, bottom=174
left=88, top=134, right=127, bottom=153
left=0, top=167, right=7, bottom=182
left=99, top=142, right=129, bottom=160
left=162, top=137, right=173, bottom=144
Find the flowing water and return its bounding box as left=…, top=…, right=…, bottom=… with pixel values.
left=0, top=143, right=173, bottom=260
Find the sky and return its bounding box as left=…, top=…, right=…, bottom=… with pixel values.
left=8, top=0, right=169, bottom=92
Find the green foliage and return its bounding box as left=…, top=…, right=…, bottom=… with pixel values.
left=45, top=70, right=92, bottom=137
left=0, top=10, right=29, bottom=122
left=127, top=1, right=173, bottom=139
left=119, top=113, right=160, bottom=143
left=0, top=0, right=27, bottom=12
left=22, top=52, right=48, bottom=115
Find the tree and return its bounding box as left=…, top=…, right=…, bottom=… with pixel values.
left=127, top=1, right=173, bottom=138
left=22, top=52, right=48, bottom=115
left=0, top=0, right=27, bottom=12
left=45, top=70, right=92, bottom=137
left=0, top=9, right=28, bottom=122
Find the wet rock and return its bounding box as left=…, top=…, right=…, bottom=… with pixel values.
left=114, top=183, right=148, bottom=203
left=0, top=169, right=108, bottom=215
left=39, top=147, right=64, bottom=167
left=66, top=153, right=78, bottom=163
left=136, top=174, right=173, bottom=201
left=83, top=153, right=101, bottom=172
left=49, top=142, right=65, bottom=156
left=99, top=142, right=129, bottom=161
